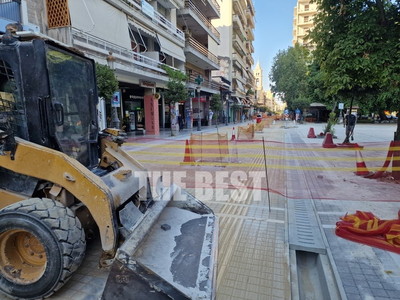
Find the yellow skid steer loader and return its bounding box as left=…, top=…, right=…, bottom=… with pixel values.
left=0, top=25, right=217, bottom=299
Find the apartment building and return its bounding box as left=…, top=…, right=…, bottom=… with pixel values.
left=0, top=0, right=223, bottom=134
left=292, top=0, right=317, bottom=48
left=177, top=0, right=221, bottom=128
left=212, top=0, right=256, bottom=123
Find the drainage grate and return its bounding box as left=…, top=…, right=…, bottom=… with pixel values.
left=288, top=199, right=326, bottom=254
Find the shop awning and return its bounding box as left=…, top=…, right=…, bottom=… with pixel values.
left=69, top=0, right=131, bottom=49
left=234, top=79, right=245, bottom=93
left=128, top=20, right=156, bottom=38
left=157, top=34, right=185, bottom=62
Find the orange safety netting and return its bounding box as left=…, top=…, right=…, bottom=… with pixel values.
left=255, top=122, right=264, bottom=132
left=190, top=132, right=229, bottom=163
left=262, top=117, right=274, bottom=127
left=237, top=124, right=255, bottom=140
left=336, top=210, right=400, bottom=254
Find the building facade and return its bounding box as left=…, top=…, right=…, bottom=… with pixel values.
left=1, top=0, right=228, bottom=134
left=292, top=0, right=317, bottom=48
left=212, top=0, right=256, bottom=123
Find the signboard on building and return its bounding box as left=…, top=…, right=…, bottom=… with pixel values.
left=140, top=80, right=156, bottom=89
left=111, top=92, right=120, bottom=107
left=141, top=0, right=154, bottom=19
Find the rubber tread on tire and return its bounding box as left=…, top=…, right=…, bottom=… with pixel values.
left=0, top=198, right=86, bottom=299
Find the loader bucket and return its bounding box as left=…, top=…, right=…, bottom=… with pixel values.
left=101, top=184, right=218, bottom=300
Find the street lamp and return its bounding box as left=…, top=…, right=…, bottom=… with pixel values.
left=106, top=52, right=120, bottom=129
left=196, top=86, right=201, bottom=131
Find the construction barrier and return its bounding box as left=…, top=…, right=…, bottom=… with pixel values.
left=307, top=127, right=316, bottom=138
left=355, top=146, right=371, bottom=176
left=370, top=141, right=399, bottom=178
left=189, top=132, right=229, bottom=163
left=336, top=210, right=400, bottom=254
left=255, top=121, right=264, bottom=132
left=181, top=139, right=194, bottom=164
left=237, top=124, right=255, bottom=140
left=322, top=132, right=336, bottom=148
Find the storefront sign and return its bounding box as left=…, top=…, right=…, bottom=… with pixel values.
left=140, top=80, right=156, bottom=88
left=192, top=96, right=207, bottom=103
left=111, top=92, right=120, bottom=107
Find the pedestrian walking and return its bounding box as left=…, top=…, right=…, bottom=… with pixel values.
left=344, top=112, right=357, bottom=141
left=178, top=113, right=184, bottom=131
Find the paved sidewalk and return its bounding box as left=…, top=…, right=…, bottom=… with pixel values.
left=2, top=120, right=399, bottom=300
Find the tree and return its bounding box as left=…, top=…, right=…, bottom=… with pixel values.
left=269, top=43, right=312, bottom=111
left=309, top=0, right=400, bottom=142
left=210, top=94, right=222, bottom=124
left=162, top=66, right=188, bottom=135
left=95, top=63, right=118, bottom=101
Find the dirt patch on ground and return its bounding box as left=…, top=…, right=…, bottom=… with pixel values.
left=375, top=172, right=400, bottom=184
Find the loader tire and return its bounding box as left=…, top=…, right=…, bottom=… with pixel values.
left=0, top=198, right=86, bottom=299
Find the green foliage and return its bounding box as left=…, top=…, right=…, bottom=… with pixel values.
left=246, top=88, right=254, bottom=95
left=258, top=106, right=268, bottom=113
left=323, top=112, right=338, bottom=136
left=269, top=44, right=312, bottom=111
left=162, top=65, right=188, bottom=104
left=210, top=94, right=222, bottom=116
left=95, top=63, right=119, bottom=101
left=231, top=104, right=241, bottom=112
left=309, top=0, right=400, bottom=111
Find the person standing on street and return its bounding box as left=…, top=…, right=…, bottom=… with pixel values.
left=344, top=112, right=357, bottom=142
left=178, top=113, right=184, bottom=131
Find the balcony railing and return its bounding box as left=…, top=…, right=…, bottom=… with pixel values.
left=111, top=0, right=184, bottom=42
left=184, top=1, right=220, bottom=40
left=71, top=28, right=178, bottom=74
left=0, top=0, right=20, bottom=23
left=209, top=0, right=220, bottom=14
left=152, top=7, right=185, bottom=42
left=187, top=71, right=220, bottom=91
left=185, top=36, right=219, bottom=65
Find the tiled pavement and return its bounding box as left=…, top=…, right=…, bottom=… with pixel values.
left=1, top=121, right=400, bottom=299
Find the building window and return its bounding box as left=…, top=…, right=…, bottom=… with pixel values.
left=304, top=16, right=309, bottom=22
left=305, top=5, right=309, bottom=11
left=46, top=0, right=71, bottom=28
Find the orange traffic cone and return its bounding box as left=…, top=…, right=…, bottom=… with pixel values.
left=231, top=127, right=236, bottom=141
left=322, top=132, right=336, bottom=148
left=181, top=139, right=193, bottom=164
left=307, top=127, right=316, bottom=138
left=355, top=147, right=370, bottom=176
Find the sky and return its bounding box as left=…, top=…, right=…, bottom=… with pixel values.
left=252, top=0, right=299, bottom=90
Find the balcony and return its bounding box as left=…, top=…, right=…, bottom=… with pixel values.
left=246, top=40, right=254, bottom=54
left=232, top=53, right=246, bottom=70
left=71, top=28, right=173, bottom=83
left=233, top=33, right=246, bottom=55
left=106, top=0, right=184, bottom=42
left=178, top=1, right=220, bottom=42
left=154, top=0, right=185, bottom=9
left=246, top=27, right=254, bottom=42
left=246, top=9, right=255, bottom=29
left=0, top=0, right=21, bottom=32
left=245, top=54, right=254, bottom=66
left=232, top=15, right=246, bottom=39
left=184, top=36, right=219, bottom=70
left=191, top=0, right=220, bottom=18
left=233, top=0, right=246, bottom=16
left=187, top=70, right=220, bottom=93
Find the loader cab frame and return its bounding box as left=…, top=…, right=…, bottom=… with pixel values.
left=0, top=39, right=99, bottom=168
